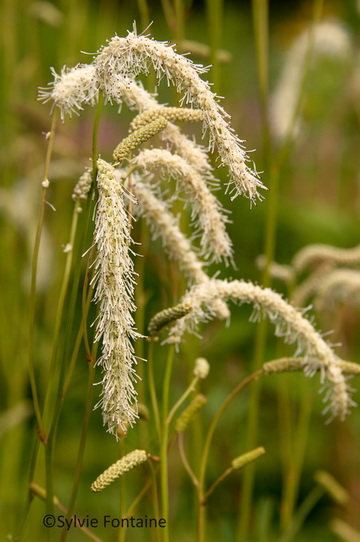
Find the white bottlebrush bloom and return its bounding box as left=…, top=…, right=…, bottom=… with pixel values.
left=95, top=31, right=264, bottom=200
left=38, top=64, right=98, bottom=119
left=270, top=20, right=352, bottom=141
left=92, top=159, right=140, bottom=435
left=292, top=243, right=360, bottom=273
left=131, top=148, right=233, bottom=262
left=162, top=279, right=354, bottom=421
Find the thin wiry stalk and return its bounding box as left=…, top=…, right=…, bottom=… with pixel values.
left=197, top=370, right=262, bottom=542
left=28, top=110, right=58, bottom=438
left=160, top=345, right=175, bottom=542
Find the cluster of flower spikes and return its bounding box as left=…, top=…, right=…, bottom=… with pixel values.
left=40, top=27, right=354, bottom=435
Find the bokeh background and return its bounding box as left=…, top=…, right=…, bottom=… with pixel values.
left=1, top=1, right=360, bottom=541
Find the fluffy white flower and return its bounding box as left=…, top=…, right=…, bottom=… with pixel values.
left=92, top=159, right=140, bottom=435
left=38, top=64, right=98, bottom=119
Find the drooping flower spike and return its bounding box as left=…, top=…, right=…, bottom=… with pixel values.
left=151, top=278, right=355, bottom=421
left=95, top=30, right=264, bottom=201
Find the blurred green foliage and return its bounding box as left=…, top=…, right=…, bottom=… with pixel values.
left=1, top=1, right=360, bottom=541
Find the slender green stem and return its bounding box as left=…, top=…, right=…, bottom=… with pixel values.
left=62, top=276, right=93, bottom=397
left=53, top=206, right=80, bottom=352
left=237, top=2, right=271, bottom=540
left=136, top=0, right=150, bottom=30
left=167, top=377, right=198, bottom=424
left=160, top=345, right=175, bottom=542
left=273, top=0, right=323, bottom=532
left=178, top=433, right=198, bottom=488
left=198, top=370, right=262, bottom=542
left=29, top=482, right=103, bottom=542
left=42, top=203, right=81, bottom=421
left=43, top=203, right=83, bottom=517
left=160, top=0, right=176, bottom=35
left=146, top=461, right=162, bottom=542
left=118, top=440, right=126, bottom=542
left=280, top=383, right=313, bottom=528
left=174, top=0, right=185, bottom=43
left=252, top=0, right=271, bottom=168
left=147, top=341, right=161, bottom=440
left=28, top=110, right=58, bottom=437
left=237, top=320, right=267, bottom=542
left=206, top=0, right=224, bottom=90
left=204, top=466, right=233, bottom=501
left=60, top=348, right=97, bottom=542
left=278, top=374, right=295, bottom=528
left=277, top=486, right=324, bottom=542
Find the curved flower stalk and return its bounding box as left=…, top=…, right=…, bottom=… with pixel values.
left=131, top=148, right=233, bottom=262
left=91, top=159, right=141, bottom=435
left=262, top=357, right=360, bottom=377
left=153, top=279, right=354, bottom=420
left=95, top=31, right=264, bottom=200
left=270, top=20, right=352, bottom=141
